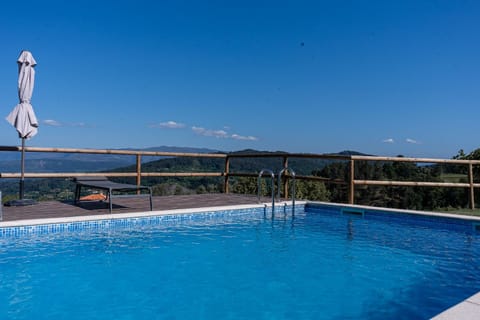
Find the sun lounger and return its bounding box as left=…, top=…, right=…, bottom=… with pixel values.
left=74, top=176, right=153, bottom=213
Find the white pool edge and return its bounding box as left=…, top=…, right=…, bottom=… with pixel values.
left=308, top=201, right=480, bottom=222
left=0, top=200, right=306, bottom=228
left=431, top=292, right=480, bottom=320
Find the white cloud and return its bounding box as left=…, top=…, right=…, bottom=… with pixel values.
left=150, top=121, right=185, bottom=129
left=192, top=126, right=258, bottom=141
left=382, top=138, right=394, bottom=143
left=191, top=126, right=205, bottom=135
left=42, top=119, right=87, bottom=127
left=406, top=138, right=421, bottom=144
left=43, top=119, right=62, bottom=126
left=192, top=126, right=229, bottom=138
left=232, top=134, right=258, bottom=141
left=148, top=120, right=258, bottom=142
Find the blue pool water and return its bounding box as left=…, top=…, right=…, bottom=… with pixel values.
left=0, top=205, right=479, bottom=319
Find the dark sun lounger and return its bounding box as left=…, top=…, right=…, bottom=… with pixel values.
left=74, top=176, right=153, bottom=213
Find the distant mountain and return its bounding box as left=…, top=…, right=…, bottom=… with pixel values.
left=136, top=146, right=220, bottom=154
left=111, top=149, right=371, bottom=178
left=0, top=146, right=370, bottom=173
left=0, top=146, right=220, bottom=173
left=229, top=149, right=372, bottom=157
left=334, top=150, right=373, bottom=156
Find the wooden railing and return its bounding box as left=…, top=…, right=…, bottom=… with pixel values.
left=0, top=146, right=227, bottom=185
left=350, top=156, right=480, bottom=209
left=1, top=146, right=479, bottom=209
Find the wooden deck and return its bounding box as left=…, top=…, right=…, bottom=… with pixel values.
left=1, top=193, right=271, bottom=222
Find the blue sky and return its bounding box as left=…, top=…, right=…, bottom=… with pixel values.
left=0, top=0, right=479, bottom=158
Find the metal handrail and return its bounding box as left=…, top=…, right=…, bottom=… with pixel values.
left=278, top=167, right=296, bottom=208
left=258, top=169, right=275, bottom=212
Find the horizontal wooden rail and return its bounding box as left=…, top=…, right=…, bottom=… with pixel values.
left=140, top=172, right=224, bottom=177
left=224, top=172, right=347, bottom=185
left=0, top=146, right=227, bottom=158
left=351, top=155, right=480, bottom=165
left=296, top=175, right=347, bottom=185
left=0, top=172, right=140, bottom=178
left=227, top=153, right=350, bottom=160
left=223, top=172, right=259, bottom=178
left=354, top=179, right=480, bottom=188
left=0, top=172, right=224, bottom=179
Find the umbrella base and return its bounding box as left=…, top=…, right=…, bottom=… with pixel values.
left=4, top=199, right=37, bottom=207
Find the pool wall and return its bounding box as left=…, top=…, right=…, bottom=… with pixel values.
left=0, top=201, right=304, bottom=237
left=306, top=202, right=480, bottom=234
left=3, top=200, right=480, bottom=237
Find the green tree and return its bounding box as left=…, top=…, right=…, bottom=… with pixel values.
left=295, top=180, right=330, bottom=201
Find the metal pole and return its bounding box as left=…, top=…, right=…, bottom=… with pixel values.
left=4, top=138, right=36, bottom=206
left=19, top=137, right=26, bottom=200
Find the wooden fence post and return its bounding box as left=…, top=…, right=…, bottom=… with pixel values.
left=224, top=156, right=230, bottom=193
left=349, top=159, right=355, bottom=204
left=283, top=156, right=289, bottom=199
left=136, top=154, right=142, bottom=186
left=469, top=162, right=475, bottom=210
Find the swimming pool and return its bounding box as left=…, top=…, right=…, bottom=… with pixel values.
left=0, top=203, right=479, bottom=319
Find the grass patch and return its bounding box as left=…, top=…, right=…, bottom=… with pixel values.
left=440, top=173, right=468, bottom=183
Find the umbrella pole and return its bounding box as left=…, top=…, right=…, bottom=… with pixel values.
left=4, top=138, right=36, bottom=206
left=19, top=137, right=26, bottom=200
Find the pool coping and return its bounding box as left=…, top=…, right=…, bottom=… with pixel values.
left=0, top=201, right=306, bottom=228
left=3, top=200, right=480, bottom=227
left=307, top=201, right=480, bottom=222
left=431, top=292, right=480, bottom=320
left=1, top=200, right=479, bottom=319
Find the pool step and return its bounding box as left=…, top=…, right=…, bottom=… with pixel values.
left=473, top=222, right=480, bottom=233
left=341, top=207, right=365, bottom=218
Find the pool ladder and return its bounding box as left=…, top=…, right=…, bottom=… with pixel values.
left=258, top=169, right=276, bottom=212
left=257, top=168, right=296, bottom=213
left=278, top=167, right=296, bottom=208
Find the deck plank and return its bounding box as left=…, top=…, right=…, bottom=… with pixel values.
left=1, top=194, right=271, bottom=222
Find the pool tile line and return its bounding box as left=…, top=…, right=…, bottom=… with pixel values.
left=0, top=201, right=305, bottom=237
left=307, top=201, right=480, bottom=222
left=307, top=202, right=480, bottom=232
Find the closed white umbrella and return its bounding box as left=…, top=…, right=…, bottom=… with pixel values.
left=7, top=50, right=38, bottom=138
left=5, top=50, right=39, bottom=206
